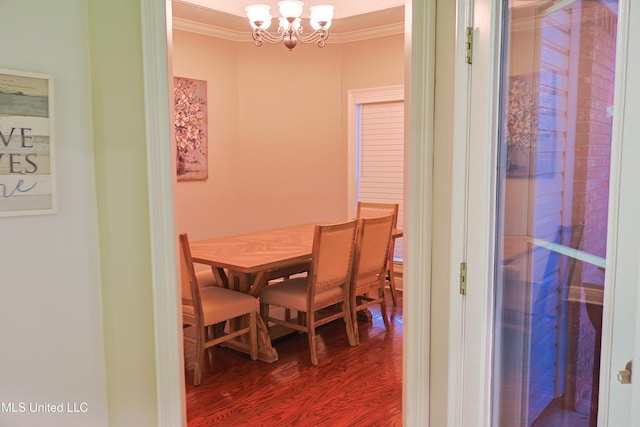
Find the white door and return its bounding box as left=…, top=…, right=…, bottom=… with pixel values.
left=456, top=0, right=640, bottom=426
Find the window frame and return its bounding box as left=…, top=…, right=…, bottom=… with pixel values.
left=347, top=85, right=405, bottom=220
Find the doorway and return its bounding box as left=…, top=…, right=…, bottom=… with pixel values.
left=168, top=2, right=412, bottom=424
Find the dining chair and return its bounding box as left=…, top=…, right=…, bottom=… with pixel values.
left=259, top=220, right=359, bottom=365
left=351, top=215, right=395, bottom=344
left=179, top=234, right=258, bottom=386
left=356, top=201, right=401, bottom=305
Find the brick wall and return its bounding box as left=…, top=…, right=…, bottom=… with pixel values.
left=565, top=0, right=617, bottom=411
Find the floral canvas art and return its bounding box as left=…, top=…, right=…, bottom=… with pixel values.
left=174, top=77, right=208, bottom=180
left=505, top=74, right=538, bottom=177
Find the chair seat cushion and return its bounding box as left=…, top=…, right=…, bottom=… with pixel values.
left=183, top=286, right=257, bottom=326
left=260, top=277, right=343, bottom=311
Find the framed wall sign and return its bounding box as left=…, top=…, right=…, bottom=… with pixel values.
left=0, top=69, right=56, bottom=217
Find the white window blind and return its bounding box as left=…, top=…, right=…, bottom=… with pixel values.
left=357, top=101, right=404, bottom=261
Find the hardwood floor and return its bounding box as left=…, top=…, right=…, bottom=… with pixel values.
left=184, top=289, right=403, bottom=426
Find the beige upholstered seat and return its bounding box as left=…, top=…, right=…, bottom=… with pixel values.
left=351, top=215, right=394, bottom=344
left=259, top=220, right=358, bottom=365
left=179, top=234, right=258, bottom=386
left=356, top=201, right=401, bottom=305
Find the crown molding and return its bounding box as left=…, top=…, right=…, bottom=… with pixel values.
left=172, top=17, right=245, bottom=41
left=172, top=17, right=404, bottom=43
left=175, top=0, right=404, bottom=20
left=329, top=22, right=404, bottom=43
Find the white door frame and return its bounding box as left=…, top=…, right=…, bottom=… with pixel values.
left=451, top=0, right=640, bottom=426
left=139, top=0, right=437, bottom=426
left=140, top=0, right=186, bottom=425
left=449, top=0, right=503, bottom=425
left=403, top=0, right=437, bottom=424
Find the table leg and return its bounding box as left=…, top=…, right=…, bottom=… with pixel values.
left=255, top=314, right=278, bottom=362
left=356, top=295, right=374, bottom=322
left=212, top=266, right=228, bottom=288
left=224, top=271, right=279, bottom=363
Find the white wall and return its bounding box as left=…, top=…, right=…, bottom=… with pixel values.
left=0, top=1, right=108, bottom=426
left=172, top=30, right=404, bottom=242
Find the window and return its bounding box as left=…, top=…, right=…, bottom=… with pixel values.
left=348, top=86, right=404, bottom=261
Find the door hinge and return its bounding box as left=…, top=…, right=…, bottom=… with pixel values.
left=459, top=262, right=467, bottom=295
left=465, top=27, right=473, bottom=64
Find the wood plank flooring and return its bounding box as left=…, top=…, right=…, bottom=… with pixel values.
left=184, top=289, right=403, bottom=426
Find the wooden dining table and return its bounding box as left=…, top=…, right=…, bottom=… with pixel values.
left=190, top=223, right=316, bottom=362
left=189, top=222, right=404, bottom=362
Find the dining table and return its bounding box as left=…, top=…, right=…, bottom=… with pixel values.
left=189, top=222, right=404, bottom=362
left=189, top=223, right=316, bottom=362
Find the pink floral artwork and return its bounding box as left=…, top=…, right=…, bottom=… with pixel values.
left=505, top=74, right=538, bottom=177
left=174, top=77, right=208, bottom=180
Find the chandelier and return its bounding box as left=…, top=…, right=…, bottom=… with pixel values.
left=245, top=1, right=334, bottom=51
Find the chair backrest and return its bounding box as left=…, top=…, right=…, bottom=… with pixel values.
left=353, top=214, right=395, bottom=285
left=179, top=234, right=203, bottom=325
left=356, top=202, right=399, bottom=229
left=308, top=220, right=358, bottom=300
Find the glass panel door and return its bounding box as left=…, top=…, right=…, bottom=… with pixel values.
left=493, top=1, right=619, bottom=426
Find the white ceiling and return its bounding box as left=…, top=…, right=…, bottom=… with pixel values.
left=172, top=0, right=406, bottom=42
left=176, top=0, right=405, bottom=20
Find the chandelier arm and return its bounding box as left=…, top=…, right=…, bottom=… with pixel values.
left=249, top=23, right=329, bottom=50
left=252, top=28, right=288, bottom=45
left=295, top=28, right=329, bottom=46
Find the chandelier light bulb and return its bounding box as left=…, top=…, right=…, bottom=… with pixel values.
left=246, top=4, right=273, bottom=29
left=309, top=5, right=334, bottom=26
left=278, top=0, right=304, bottom=19
left=279, top=17, right=301, bottom=32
